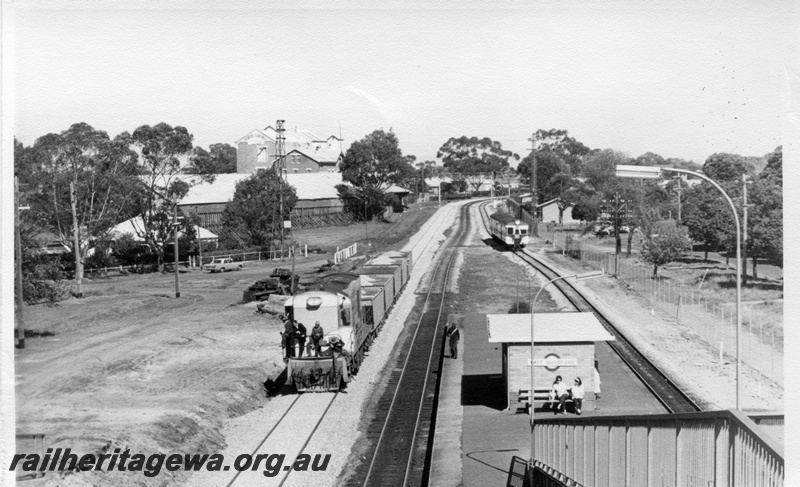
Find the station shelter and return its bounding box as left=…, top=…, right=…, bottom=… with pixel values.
left=486, top=312, right=615, bottom=412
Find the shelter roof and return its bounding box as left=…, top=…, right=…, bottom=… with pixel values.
left=486, top=312, right=615, bottom=343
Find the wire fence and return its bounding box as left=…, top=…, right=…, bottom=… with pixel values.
left=83, top=247, right=306, bottom=278
left=551, top=232, right=783, bottom=387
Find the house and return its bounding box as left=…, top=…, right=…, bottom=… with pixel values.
left=537, top=198, right=580, bottom=225
left=236, top=126, right=344, bottom=174
left=110, top=216, right=219, bottom=246
left=384, top=185, right=412, bottom=209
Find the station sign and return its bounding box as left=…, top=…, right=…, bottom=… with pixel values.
left=528, top=352, right=577, bottom=371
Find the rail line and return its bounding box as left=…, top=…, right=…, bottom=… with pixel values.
left=477, top=201, right=702, bottom=413
left=224, top=200, right=468, bottom=487
left=353, top=200, right=476, bottom=487
left=225, top=392, right=338, bottom=487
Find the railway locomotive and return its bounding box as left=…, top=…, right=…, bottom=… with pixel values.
left=489, top=211, right=530, bottom=248
left=282, top=251, right=413, bottom=392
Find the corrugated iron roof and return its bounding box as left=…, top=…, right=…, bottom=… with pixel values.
left=486, top=312, right=615, bottom=343
left=110, top=216, right=218, bottom=241
left=178, top=172, right=345, bottom=206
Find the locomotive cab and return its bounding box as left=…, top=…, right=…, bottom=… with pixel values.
left=282, top=277, right=362, bottom=392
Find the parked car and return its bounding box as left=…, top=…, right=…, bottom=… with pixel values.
left=203, top=258, right=242, bottom=273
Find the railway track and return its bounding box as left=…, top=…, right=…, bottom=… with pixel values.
left=351, top=200, right=477, bottom=487
left=476, top=201, right=702, bottom=413
left=216, top=200, right=472, bottom=487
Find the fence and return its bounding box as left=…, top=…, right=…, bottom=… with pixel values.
left=334, top=243, right=358, bottom=265
left=83, top=247, right=306, bottom=277
left=550, top=233, right=784, bottom=388
left=533, top=409, right=783, bottom=487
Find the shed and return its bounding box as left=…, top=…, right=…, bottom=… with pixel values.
left=486, top=312, right=615, bottom=412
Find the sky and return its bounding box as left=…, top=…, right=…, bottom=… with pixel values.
left=5, top=0, right=797, bottom=166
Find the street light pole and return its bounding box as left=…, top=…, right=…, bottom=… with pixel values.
left=15, top=177, right=26, bottom=348
left=616, top=164, right=743, bottom=409
left=529, top=269, right=604, bottom=472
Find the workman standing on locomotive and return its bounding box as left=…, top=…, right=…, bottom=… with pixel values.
left=295, top=321, right=307, bottom=358
left=446, top=323, right=460, bottom=359
left=281, top=315, right=295, bottom=358
left=310, top=321, right=324, bottom=357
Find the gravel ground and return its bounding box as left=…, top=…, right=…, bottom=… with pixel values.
left=184, top=200, right=468, bottom=487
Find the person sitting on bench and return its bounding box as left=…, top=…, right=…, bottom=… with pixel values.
left=549, top=375, right=569, bottom=414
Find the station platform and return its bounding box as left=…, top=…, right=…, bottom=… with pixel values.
left=429, top=313, right=668, bottom=487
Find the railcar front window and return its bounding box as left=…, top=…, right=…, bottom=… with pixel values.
left=507, top=227, right=514, bottom=235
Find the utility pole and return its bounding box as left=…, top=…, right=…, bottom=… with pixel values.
left=196, top=224, right=203, bottom=269
left=527, top=133, right=537, bottom=220
left=276, top=120, right=286, bottom=261
left=602, top=192, right=627, bottom=277
left=674, top=176, right=683, bottom=223
left=15, top=177, right=26, bottom=348
left=742, top=174, right=752, bottom=285
left=173, top=205, right=181, bottom=298
left=69, top=180, right=83, bottom=298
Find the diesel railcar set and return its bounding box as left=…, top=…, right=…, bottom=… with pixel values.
left=281, top=250, right=414, bottom=392
left=488, top=211, right=530, bottom=248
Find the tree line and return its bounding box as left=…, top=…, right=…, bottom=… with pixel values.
left=14, top=122, right=240, bottom=302
left=15, top=121, right=782, bottom=303
left=342, top=128, right=782, bottom=279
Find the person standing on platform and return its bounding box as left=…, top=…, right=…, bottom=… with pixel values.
left=571, top=378, right=585, bottom=415
left=446, top=324, right=460, bottom=359
left=594, top=360, right=601, bottom=400
left=310, top=321, right=324, bottom=357
left=550, top=375, right=569, bottom=414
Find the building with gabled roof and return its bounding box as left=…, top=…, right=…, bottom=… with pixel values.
left=236, top=125, right=344, bottom=174
left=177, top=172, right=348, bottom=231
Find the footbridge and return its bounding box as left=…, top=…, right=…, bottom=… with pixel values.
left=510, top=409, right=783, bottom=487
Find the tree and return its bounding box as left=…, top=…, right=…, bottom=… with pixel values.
left=529, top=129, right=593, bottom=174
left=664, top=157, right=702, bottom=172
left=437, top=136, right=519, bottom=192
left=26, top=123, right=141, bottom=293
left=186, top=143, right=237, bottom=176
left=341, top=129, right=413, bottom=190
left=336, top=184, right=386, bottom=222
left=761, top=145, right=782, bottom=183
left=219, top=170, right=297, bottom=249
left=546, top=172, right=580, bottom=224
left=681, top=184, right=732, bottom=260
left=129, top=123, right=195, bottom=270
left=746, top=146, right=783, bottom=276
left=640, top=220, right=691, bottom=278
left=570, top=182, right=604, bottom=222
left=634, top=152, right=666, bottom=167
left=582, top=149, right=632, bottom=192
left=517, top=150, right=568, bottom=204
left=702, top=153, right=750, bottom=183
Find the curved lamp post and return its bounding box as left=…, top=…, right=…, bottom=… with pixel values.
left=615, top=164, right=742, bottom=411
left=530, top=269, right=604, bottom=470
